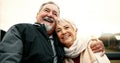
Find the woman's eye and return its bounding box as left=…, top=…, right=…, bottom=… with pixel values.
left=56, top=29, right=61, bottom=33
left=65, top=26, right=69, bottom=29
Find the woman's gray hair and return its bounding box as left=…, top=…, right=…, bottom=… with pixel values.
left=57, top=18, right=77, bottom=30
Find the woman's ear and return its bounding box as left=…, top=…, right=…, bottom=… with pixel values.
left=76, top=28, right=78, bottom=32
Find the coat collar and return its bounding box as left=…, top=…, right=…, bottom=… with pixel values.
left=33, top=22, right=49, bottom=39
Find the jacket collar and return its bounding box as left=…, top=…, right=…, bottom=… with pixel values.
left=34, top=22, right=49, bottom=39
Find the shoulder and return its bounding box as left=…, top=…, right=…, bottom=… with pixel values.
left=9, top=23, right=34, bottom=33
left=12, top=23, right=34, bottom=29
left=14, top=23, right=33, bottom=27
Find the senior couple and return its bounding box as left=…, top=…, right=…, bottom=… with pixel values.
left=0, top=1, right=110, bottom=63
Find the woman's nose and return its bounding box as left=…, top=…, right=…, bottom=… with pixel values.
left=61, top=29, right=66, bottom=34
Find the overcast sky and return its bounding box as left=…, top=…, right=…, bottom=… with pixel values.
left=0, top=0, right=120, bottom=37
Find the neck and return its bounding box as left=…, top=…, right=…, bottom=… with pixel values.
left=65, top=42, right=73, bottom=48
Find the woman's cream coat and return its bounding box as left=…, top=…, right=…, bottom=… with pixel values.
left=64, top=35, right=110, bottom=63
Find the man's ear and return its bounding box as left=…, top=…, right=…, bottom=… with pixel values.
left=36, top=13, right=39, bottom=19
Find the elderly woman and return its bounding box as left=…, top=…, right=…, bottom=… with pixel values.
left=55, top=18, right=110, bottom=63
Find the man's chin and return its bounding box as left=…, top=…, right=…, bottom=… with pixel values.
left=44, top=24, right=52, bottom=31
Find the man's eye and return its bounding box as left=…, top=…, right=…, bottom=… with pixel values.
left=53, top=12, right=58, bottom=17
left=44, top=9, right=49, bottom=12
left=53, top=13, right=57, bottom=16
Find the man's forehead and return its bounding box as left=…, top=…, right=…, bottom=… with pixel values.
left=42, top=4, right=59, bottom=13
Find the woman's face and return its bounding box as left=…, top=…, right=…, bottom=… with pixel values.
left=56, top=21, right=77, bottom=48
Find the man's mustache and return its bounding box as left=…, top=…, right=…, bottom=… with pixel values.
left=43, top=16, right=54, bottom=23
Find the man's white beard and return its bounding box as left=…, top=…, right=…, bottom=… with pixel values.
left=44, top=24, right=52, bottom=32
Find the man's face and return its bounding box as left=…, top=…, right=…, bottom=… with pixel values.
left=36, top=4, right=59, bottom=35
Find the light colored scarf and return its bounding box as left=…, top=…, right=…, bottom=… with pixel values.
left=64, top=35, right=110, bottom=63
left=64, top=35, right=89, bottom=59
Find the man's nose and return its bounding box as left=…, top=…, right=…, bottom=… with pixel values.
left=48, top=12, right=53, bottom=17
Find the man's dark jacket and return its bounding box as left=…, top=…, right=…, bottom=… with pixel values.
left=0, top=23, right=65, bottom=63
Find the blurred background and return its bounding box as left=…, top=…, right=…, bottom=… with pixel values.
left=0, top=0, right=120, bottom=63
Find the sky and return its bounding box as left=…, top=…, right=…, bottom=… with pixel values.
left=0, top=0, right=120, bottom=37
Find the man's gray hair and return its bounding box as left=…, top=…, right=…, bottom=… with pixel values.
left=39, top=1, right=60, bottom=14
